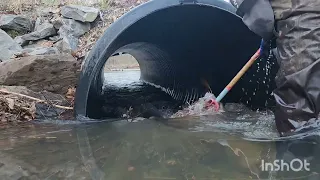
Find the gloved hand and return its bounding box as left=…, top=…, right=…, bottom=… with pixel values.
left=230, top=0, right=275, bottom=41
left=260, top=39, right=272, bottom=57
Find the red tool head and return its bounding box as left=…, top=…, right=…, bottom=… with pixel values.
left=205, top=99, right=220, bottom=111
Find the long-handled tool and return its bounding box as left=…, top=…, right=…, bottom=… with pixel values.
left=208, top=39, right=265, bottom=111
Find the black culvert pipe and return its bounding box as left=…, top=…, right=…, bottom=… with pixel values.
left=74, top=0, right=278, bottom=119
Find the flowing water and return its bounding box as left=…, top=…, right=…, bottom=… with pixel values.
left=1, top=70, right=320, bottom=180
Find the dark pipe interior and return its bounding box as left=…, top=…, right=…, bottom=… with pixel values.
left=75, top=0, right=278, bottom=119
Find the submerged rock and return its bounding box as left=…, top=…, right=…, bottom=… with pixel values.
left=61, top=5, right=100, bottom=22
left=0, top=15, right=33, bottom=33
left=0, top=29, right=22, bottom=62
left=0, top=54, right=81, bottom=94
left=22, top=22, right=56, bottom=41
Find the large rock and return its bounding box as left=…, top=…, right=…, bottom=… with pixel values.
left=55, top=35, right=78, bottom=52
left=57, top=18, right=90, bottom=51
left=0, top=29, right=22, bottom=62
left=0, top=15, right=33, bottom=33
left=0, top=54, right=81, bottom=94
left=61, top=5, right=99, bottom=22
left=58, top=18, right=90, bottom=37
left=21, top=22, right=56, bottom=41
left=19, top=47, right=59, bottom=56
left=51, top=15, right=63, bottom=30
left=34, top=18, right=43, bottom=31
left=14, top=36, right=29, bottom=46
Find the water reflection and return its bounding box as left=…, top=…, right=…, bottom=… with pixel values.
left=0, top=119, right=319, bottom=179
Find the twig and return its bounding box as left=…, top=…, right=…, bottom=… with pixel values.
left=0, top=89, right=73, bottom=110
left=40, top=91, right=60, bottom=116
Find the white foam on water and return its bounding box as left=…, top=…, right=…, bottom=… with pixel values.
left=168, top=92, right=279, bottom=139
left=191, top=111, right=279, bottom=139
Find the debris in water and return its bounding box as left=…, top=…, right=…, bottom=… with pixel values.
left=170, top=93, right=224, bottom=118
left=127, top=166, right=135, bottom=172
left=0, top=87, right=74, bottom=122
left=0, top=93, right=36, bottom=122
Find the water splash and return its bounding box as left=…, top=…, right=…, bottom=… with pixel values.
left=170, top=92, right=222, bottom=118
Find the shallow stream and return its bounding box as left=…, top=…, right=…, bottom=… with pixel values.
left=0, top=70, right=319, bottom=180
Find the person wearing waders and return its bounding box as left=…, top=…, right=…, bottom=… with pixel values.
left=229, top=0, right=320, bottom=136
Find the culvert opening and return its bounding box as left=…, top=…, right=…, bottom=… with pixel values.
left=101, top=53, right=183, bottom=119
left=75, top=0, right=278, bottom=119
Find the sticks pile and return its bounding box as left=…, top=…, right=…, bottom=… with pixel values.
left=0, top=88, right=73, bottom=122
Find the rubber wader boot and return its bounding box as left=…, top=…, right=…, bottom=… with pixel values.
left=270, top=0, right=320, bottom=135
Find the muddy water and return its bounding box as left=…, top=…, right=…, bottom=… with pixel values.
left=0, top=70, right=320, bottom=180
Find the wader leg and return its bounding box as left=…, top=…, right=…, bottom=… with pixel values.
left=270, top=0, right=320, bottom=135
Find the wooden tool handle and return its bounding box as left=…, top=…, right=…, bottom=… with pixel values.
left=226, top=49, right=261, bottom=90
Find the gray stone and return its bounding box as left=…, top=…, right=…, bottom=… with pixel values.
left=51, top=16, right=63, bottom=30
left=58, top=18, right=90, bottom=37
left=56, top=18, right=90, bottom=52
left=0, top=29, right=22, bottom=62
left=14, top=36, right=29, bottom=46
left=21, top=22, right=56, bottom=41
left=0, top=15, right=33, bottom=33
left=55, top=35, right=78, bottom=53
left=49, top=35, right=62, bottom=42
left=61, top=5, right=99, bottom=22
left=0, top=54, right=81, bottom=94
left=34, top=18, right=42, bottom=30
left=19, top=47, right=59, bottom=56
